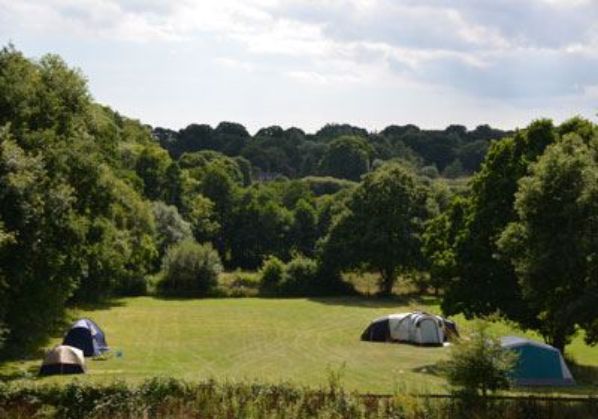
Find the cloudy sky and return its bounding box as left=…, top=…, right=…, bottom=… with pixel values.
left=1, top=0, right=597, bottom=133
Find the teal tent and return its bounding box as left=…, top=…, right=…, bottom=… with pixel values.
left=501, top=336, right=575, bottom=386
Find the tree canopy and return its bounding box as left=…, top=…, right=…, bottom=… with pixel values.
left=320, top=163, right=430, bottom=295
left=498, top=134, right=598, bottom=351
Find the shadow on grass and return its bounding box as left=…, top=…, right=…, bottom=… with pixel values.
left=308, top=294, right=441, bottom=309
left=1, top=299, right=126, bottom=368
left=68, top=298, right=127, bottom=312
left=152, top=294, right=213, bottom=302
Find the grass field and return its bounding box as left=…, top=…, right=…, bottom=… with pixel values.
left=1, top=296, right=597, bottom=395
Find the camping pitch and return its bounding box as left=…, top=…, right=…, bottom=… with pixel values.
left=39, top=345, right=85, bottom=376
left=501, top=336, right=575, bottom=386
left=62, top=318, right=109, bottom=357
left=361, top=312, right=457, bottom=346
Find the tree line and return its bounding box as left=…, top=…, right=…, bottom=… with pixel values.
left=0, top=45, right=595, bottom=357
left=154, top=121, right=508, bottom=181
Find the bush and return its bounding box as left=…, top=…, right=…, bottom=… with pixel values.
left=258, top=255, right=285, bottom=294
left=441, top=321, right=517, bottom=398
left=280, top=255, right=319, bottom=296
left=1, top=378, right=596, bottom=418
left=259, top=255, right=354, bottom=297
left=159, top=240, right=222, bottom=297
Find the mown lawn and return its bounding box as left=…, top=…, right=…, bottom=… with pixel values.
left=1, top=296, right=596, bottom=395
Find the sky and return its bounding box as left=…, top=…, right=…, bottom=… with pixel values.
left=1, top=0, right=597, bottom=133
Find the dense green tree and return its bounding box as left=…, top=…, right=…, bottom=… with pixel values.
left=74, top=167, right=157, bottom=302
left=135, top=146, right=171, bottom=201
left=321, top=163, right=429, bottom=295
left=440, top=120, right=556, bottom=329
left=152, top=201, right=193, bottom=260
left=176, top=124, right=215, bottom=157
left=422, top=197, right=466, bottom=294
left=279, top=180, right=313, bottom=209
left=315, top=123, right=368, bottom=141
left=0, top=133, right=84, bottom=349
left=180, top=150, right=247, bottom=186
left=162, top=162, right=185, bottom=208
left=459, top=140, right=490, bottom=173
left=0, top=45, right=89, bottom=138
left=183, top=194, right=219, bottom=244
left=199, top=163, right=239, bottom=258
left=497, top=134, right=598, bottom=352
left=233, top=156, right=253, bottom=186
left=214, top=121, right=250, bottom=156
left=229, top=188, right=293, bottom=269
left=291, top=199, right=318, bottom=257
left=319, top=136, right=371, bottom=181
left=0, top=46, right=164, bottom=352
left=442, top=159, right=464, bottom=178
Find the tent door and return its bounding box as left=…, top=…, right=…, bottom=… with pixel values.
left=419, top=320, right=441, bottom=344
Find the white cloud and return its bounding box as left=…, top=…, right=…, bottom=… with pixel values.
left=214, top=57, right=256, bottom=72
left=1, top=0, right=596, bottom=126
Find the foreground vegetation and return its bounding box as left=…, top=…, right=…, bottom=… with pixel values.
left=1, top=377, right=597, bottom=419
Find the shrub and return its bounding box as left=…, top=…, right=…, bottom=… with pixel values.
left=258, top=255, right=285, bottom=294
left=280, top=255, right=319, bottom=296
left=259, top=255, right=354, bottom=297
left=441, top=321, right=517, bottom=398
left=159, top=240, right=222, bottom=296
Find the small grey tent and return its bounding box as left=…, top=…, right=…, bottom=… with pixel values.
left=62, top=318, right=108, bottom=357
left=39, top=345, right=85, bottom=376
left=501, top=337, right=575, bottom=386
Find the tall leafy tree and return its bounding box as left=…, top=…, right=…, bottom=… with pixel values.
left=291, top=199, right=318, bottom=257
left=0, top=46, right=162, bottom=352
left=321, top=163, right=429, bottom=295
left=229, top=188, right=293, bottom=269
left=498, top=134, right=598, bottom=352
left=441, top=120, right=556, bottom=327
left=135, top=146, right=171, bottom=201
left=0, top=133, right=83, bottom=349
left=319, top=136, right=371, bottom=181
left=199, top=162, right=239, bottom=259
left=421, top=197, right=466, bottom=294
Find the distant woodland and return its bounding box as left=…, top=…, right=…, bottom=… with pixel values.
left=154, top=121, right=508, bottom=181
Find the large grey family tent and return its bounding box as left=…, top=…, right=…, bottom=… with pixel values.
left=361, top=312, right=457, bottom=345
left=501, top=337, right=575, bottom=386
left=62, top=318, right=108, bottom=357
left=39, top=345, right=85, bottom=375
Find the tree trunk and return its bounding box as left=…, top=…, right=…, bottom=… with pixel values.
left=379, top=268, right=396, bottom=297
left=549, top=332, right=566, bottom=354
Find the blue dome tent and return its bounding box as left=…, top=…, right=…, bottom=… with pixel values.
left=62, top=318, right=109, bottom=357
left=501, top=336, right=575, bottom=386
